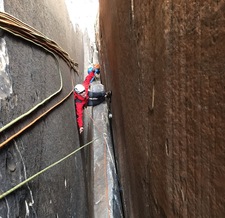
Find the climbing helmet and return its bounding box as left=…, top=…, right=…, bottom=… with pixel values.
left=88, top=67, right=93, bottom=74
left=94, top=64, right=100, bottom=69
left=74, top=84, right=85, bottom=94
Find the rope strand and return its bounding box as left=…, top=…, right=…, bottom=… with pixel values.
left=0, top=137, right=99, bottom=200
left=0, top=90, right=73, bottom=148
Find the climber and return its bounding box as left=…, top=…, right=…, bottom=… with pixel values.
left=74, top=64, right=112, bottom=134
left=88, top=64, right=100, bottom=83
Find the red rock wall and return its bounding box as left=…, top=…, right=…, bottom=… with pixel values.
left=98, top=1, right=225, bottom=217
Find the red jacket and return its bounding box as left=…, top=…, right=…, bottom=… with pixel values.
left=74, top=71, right=95, bottom=128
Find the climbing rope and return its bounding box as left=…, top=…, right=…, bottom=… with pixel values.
left=0, top=90, right=73, bottom=148
left=0, top=55, right=62, bottom=133
left=0, top=12, right=104, bottom=203
left=0, top=137, right=99, bottom=200
left=0, top=11, right=78, bottom=71
left=0, top=11, right=77, bottom=133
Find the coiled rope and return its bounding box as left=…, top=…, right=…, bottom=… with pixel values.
left=0, top=11, right=94, bottom=201
left=0, top=11, right=78, bottom=71
left=0, top=11, right=77, bottom=133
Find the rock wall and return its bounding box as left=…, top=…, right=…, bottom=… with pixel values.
left=98, top=1, right=225, bottom=217
left=0, top=0, right=87, bottom=217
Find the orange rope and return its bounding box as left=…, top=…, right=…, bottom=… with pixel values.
left=0, top=90, right=73, bottom=149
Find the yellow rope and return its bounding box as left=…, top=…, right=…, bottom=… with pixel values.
left=0, top=56, right=62, bottom=133
left=0, top=11, right=87, bottom=201
left=0, top=11, right=78, bottom=133
left=0, top=90, right=73, bottom=148
left=0, top=138, right=99, bottom=200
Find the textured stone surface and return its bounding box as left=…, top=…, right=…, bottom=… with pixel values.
left=0, top=1, right=87, bottom=217
left=89, top=83, right=123, bottom=218
left=98, top=0, right=225, bottom=217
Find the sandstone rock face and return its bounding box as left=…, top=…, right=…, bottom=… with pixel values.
left=98, top=1, right=225, bottom=217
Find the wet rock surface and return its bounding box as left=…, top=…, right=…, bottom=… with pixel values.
left=98, top=0, right=225, bottom=217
